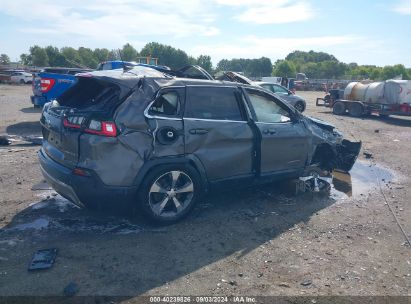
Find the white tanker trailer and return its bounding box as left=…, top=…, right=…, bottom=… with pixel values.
left=316, top=80, right=411, bottom=117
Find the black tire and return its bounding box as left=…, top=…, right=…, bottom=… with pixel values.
left=348, top=102, right=363, bottom=117
left=19, top=79, right=25, bottom=84
left=137, top=164, right=202, bottom=224
left=332, top=101, right=346, bottom=115
left=379, top=114, right=390, bottom=118
left=294, top=101, right=305, bottom=112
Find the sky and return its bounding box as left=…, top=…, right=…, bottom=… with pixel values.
left=0, top=0, right=410, bottom=67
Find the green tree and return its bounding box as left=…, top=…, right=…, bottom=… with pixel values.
left=196, top=55, right=213, bottom=72
left=61, top=47, right=82, bottom=66
left=20, top=53, right=32, bottom=65
left=121, top=43, right=138, bottom=61
left=45, top=46, right=67, bottom=67
left=30, top=46, right=49, bottom=66
left=0, top=54, right=11, bottom=64
left=108, top=49, right=120, bottom=61
left=93, top=48, right=110, bottom=63
left=302, top=62, right=321, bottom=79
left=286, top=50, right=337, bottom=63
left=273, top=60, right=296, bottom=78
left=78, top=47, right=98, bottom=68
left=140, top=42, right=190, bottom=69
left=381, top=64, right=409, bottom=80
left=216, top=59, right=229, bottom=71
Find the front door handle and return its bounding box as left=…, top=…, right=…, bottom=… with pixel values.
left=189, top=128, right=209, bottom=135
left=263, top=128, right=277, bottom=135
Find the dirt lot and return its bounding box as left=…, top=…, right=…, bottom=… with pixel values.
left=0, top=84, right=410, bottom=300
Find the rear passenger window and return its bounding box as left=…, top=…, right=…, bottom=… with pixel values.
left=149, top=91, right=180, bottom=116
left=185, top=87, right=244, bottom=121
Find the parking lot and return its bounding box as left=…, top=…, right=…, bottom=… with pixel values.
left=0, top=84, right=410, bottom=297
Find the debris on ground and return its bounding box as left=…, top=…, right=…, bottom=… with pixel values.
left=31, top=181, right=53, bottom=191
left=363, top=152, right=373, bottom=159
left=0, top=135, right=11, bottom=146
left=279, top=282, right=291, bottom=288
left=22, top=135, right=43, bottom=145
left=28, top=248, right=58, bottom=271
left=300, top=279, right=312, bottom=286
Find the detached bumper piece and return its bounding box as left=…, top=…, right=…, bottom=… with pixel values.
left=335, top=140, right=362, bottom=172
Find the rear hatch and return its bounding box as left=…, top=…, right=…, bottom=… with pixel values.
left=40, top=76, right=130, bottom=168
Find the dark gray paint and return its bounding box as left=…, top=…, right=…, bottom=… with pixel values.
left=41, top=67, right=360, bottom=195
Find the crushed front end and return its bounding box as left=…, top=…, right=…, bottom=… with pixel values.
left=304, top=116, right=362, bottom=173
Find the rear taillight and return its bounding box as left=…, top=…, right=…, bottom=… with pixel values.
left=85, top=120, right=117, bottom=137
left=40, top=78, right=55, bottom=92
left=73, top=167, right=91, bottom=177
left=63, top=116, right=85, bottom=129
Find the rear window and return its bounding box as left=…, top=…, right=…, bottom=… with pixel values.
left=58, top=78, right=121, bottom=111
left=149, top=91, right=180, bottom=116
left=185, top=86, right=244, bottom=121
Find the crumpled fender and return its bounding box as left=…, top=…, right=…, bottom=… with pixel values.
left=303, top=116, right=361, bottom=172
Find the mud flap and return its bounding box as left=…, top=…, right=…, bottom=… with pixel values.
left=335, top=140, right=362, bottom=172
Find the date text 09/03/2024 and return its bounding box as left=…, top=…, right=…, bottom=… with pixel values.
left=149, top=296, right=256, bottom=303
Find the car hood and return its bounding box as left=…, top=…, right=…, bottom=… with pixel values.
left=305, top=116, right=336, bottom=132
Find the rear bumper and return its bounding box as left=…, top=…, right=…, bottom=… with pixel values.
left=31, top=95, right=47, bottom=107
left=38, top=148, right=137, bottom=210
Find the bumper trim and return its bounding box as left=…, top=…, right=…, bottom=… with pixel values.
left=40, top=166, right=85, bottom=208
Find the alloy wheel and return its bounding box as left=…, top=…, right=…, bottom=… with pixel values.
left=148, top=170, right=194, bottom=217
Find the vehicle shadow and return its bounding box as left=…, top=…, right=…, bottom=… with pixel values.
left=316, top=111, right=411, bottom=127
left=0, top=181, right=337, bottom=296
left=6, top=121, right=42, bottom=136
left=20, top=107, right=42, bottom=114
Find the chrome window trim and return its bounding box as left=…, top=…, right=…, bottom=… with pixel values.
left=255, top=121, right=292, bottom=125
left=184, top=117, right=248, bottom=124
left=186, top=84, right=239, bottom=89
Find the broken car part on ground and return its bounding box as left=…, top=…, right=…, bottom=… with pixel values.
left=39, top=66, right=361, bottom=224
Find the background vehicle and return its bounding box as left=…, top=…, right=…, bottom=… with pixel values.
left=10, top=71, right=33, bottom=84
left=31, top=67, right=91, bottom=107
left=255, top=82, right=306, bottom=112
left=31, top=62, right=213, bottom=108
left=316, top=80, right=411, bottom=118
left=39, top=66, right=360, bottom=224
left=216, top=72, right=306, bottom=112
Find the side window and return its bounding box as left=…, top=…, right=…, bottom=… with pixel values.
left=273, top=85, right=289, bottom=95
left=185, top=87, right=244, bottom=121
left=149, top=91, right=180, bottom=116
left=261, top=84, right=274, bottom=93
left=246, top=89, right=291, bottom=123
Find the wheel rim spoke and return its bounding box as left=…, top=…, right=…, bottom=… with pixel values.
left=152, top=196, right=170, bottom=215
left=150, top=181, right=167, bottom=194
left=172, top=197, right=183, bottom=212
left=170, top=171, right=181, bottom=188
left=175, top=182, right=193, bottom=194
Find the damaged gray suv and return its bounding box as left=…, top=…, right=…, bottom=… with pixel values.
left=39, top=66, right=361, bottom=224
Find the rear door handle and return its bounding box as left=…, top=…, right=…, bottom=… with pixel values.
left=263, top=128, right=277, bottom=135
left=189, top=128, right=209, bottom=135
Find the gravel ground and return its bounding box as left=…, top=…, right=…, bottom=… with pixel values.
left=0, top=84, right=410, bottom=300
